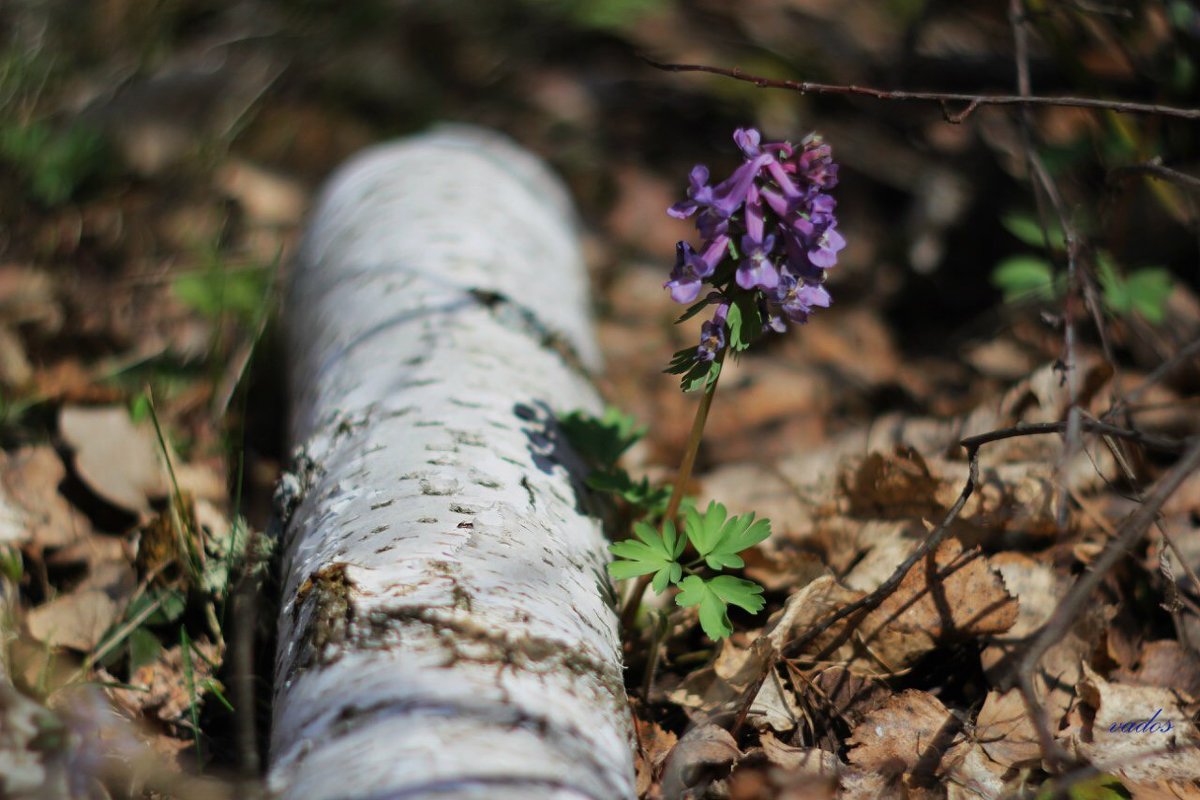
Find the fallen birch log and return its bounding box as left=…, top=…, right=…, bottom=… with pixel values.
left=269, top=127, right=634, bottom=800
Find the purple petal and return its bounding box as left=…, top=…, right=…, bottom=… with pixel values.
left=666, top=276, right=703, bottom=304
left=733, top=128, right=762, bottom=158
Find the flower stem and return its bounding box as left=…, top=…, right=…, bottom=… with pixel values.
left=618, top=353, right=724, bottom=631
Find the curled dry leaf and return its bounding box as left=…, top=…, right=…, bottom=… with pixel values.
left=60, top=405, right=169, bottom=516
left=660, top=723, right=741, bottom=800
left=1066, top=665, right=1200, bottom=784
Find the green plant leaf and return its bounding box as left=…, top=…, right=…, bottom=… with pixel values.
left=676, top=297, right=714, bottom=324
left=991, top=256, right=1057, bottom=302
left=1035, top=773, right=1130, bottom=800
left=1097, top=253, right=1131, bottom=315
left=1125, top=267, right=1172, bottom=324
left=586, top=469, right=672, bottom=513
left=1001, top=212, right=1065, bottom=250
left=675, top=575, right=765, bottom=640
left=559, top=407, right=644, bottom=470
left=683, top=501, right=772, bottom=570
left=682, top=358, right=720, bottom=393
left=128, top=628, right=161, bottom=673
left=727, top=293, right=762, bottom=353
left=608, top=519, right=685, bottom=593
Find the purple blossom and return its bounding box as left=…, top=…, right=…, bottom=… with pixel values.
left=666, top=126, right=843, bottom=343
left=736, top=233, right=779, bottom=290
left=772, top=273, right=832, bottom=325
left=697, top=304, right=729, bottom=362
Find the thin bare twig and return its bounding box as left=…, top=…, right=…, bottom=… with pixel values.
left=641, top=59, right=1200, bottom=123
left=1109, top=160, right=1200, bottom=193
left=959, top=417, right=1187, bottom=453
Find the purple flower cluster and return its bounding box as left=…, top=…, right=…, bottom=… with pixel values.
left=665, top=128, right=844, bottom=362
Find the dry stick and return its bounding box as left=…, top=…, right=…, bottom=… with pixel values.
left=641, top=59, right=1200, bottom=123
left=1016, top=436, right=1200, bottom=768
left=962, top=418, right=1185, bottom=453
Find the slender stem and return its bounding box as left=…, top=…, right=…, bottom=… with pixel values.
left=618, top=353, right=725, bottom=631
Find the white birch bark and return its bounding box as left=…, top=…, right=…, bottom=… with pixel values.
left=269, top=126, right=635, bottom=800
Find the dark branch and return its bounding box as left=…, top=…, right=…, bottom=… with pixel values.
left=641, top=59, right=1200, bottom=123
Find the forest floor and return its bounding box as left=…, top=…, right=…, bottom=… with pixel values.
left=1, top=1, right=1199, bottom=798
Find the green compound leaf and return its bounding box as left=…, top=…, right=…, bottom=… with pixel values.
left=991, top=256, right=1057, bottom=302
left=1097, top=254, right=1173, bottom=324
left=675, top=297, right=714, bottom=325
left=727, top=294, right=763, bottom=354
left=608, top=519, right=686, bottom=594
left=683, top=501, right=772, bottom=570
left=675, top=574, right=766, bottom=640
left=559, top=407, right=645, bottom=471
left=1035, top=773, right=1130, bottom=800
left=1001, top=212, right=1066, bottom=251
left=1125, top=267, right=1172, bottom=324
left=586, top=469, right=672, bottom=514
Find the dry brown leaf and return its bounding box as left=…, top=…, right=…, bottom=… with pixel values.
left=703, top=464, right=817, bottom=543
left=982, top=602, right=1104, bottom=730
left=215, top=159, right=307, bottom=226
left=760, top=732, right=840, bottom=775
left=107, top=638, right=221, bottom=724
left=1120, top=779, right=1200, bottom=799
left=974, top=689, right=1041, bottom=769
left=666, top=637, right=801, bottom=731
left=841, top=448, right=942, bottom=520
left=0, top=326, right=32, bottom=388
left=0, top=265, right=61, bottom=331
left=837, top=768, right=903, bottom=800
left=855, top=539, right=1017, bottom=671
left=1064, top=664, right=1200, bottom=783
left=846, top=690, right=959, bottom=777
left=811, top=667, right=891, bottom=728
left=769, top=575, right=865, bottom=658
left=60, top=405, right=169, bottom=516
left=660, top=723, right=740, bottom=799
left=987, top=552, right=1062, bottom=637
left=25, top=590, right=120, bottom=652
left=1112, top=640, right=1200, bottom=698
left=0, top=447, right=92, bottom=549
left=840, top=521, right=926, bottom=592
left=940, top=739, right=1007, bottom=800
left=635, top=717, right=676, bottom=797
